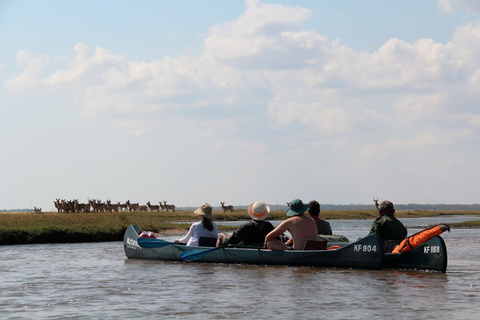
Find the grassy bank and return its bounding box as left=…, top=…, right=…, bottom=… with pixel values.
left=1, top=209, right=479, bottom=245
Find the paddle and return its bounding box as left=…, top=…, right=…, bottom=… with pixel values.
left=179, top=244, right=265, bottom=261
left=179, top=246, right=223, bottom=261
left=137, top=237, right=175, bottom=248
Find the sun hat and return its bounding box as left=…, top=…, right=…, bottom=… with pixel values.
left=247, top=201, right=270, bottom=220
left=378, top=200, right=395, bottom=215
left=194, top=203, right=214, bottom=220
left=286, top=199, right=309, bottom=217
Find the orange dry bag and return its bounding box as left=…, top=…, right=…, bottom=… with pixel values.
left=391, top=225, right=449, bottom=254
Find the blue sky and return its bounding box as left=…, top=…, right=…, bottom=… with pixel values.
left=1, top=0, right=480, bottom=211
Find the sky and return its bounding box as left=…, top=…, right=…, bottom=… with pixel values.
left=1, top=0, right=480, bottom=211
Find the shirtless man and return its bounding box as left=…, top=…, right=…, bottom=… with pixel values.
left=265, top=199, right=318, bottom=250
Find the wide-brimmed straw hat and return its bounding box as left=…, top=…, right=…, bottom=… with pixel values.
left=247, top=201, right=270, bottom=220
left=194, top=203, right=214, bottom=220
left=286, top=199, right=309, bottom=217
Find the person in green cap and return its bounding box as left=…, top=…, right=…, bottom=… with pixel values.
left=264, top=199, right=318, bottom=250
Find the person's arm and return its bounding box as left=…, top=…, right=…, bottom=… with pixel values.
left=175, top=224, right=195, bottom=244
left=265, top=221, right=289, bottom=244
left=226, top=228, right=243, bottom=245
left=369, top=220, right=380, bottom=235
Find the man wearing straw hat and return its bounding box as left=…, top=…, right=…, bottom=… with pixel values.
left=217, top=201, right=275, bottom=247
left=265, top=199, right=318, bottom=250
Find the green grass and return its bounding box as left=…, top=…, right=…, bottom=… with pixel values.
left=1, top=209, right=479, bottom=245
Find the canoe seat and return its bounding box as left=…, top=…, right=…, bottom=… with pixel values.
left=198, top=237, right=217, bottom=247
left=384, top=240, right=400, bottom=253
left=303, top=239, right=328, bottom=250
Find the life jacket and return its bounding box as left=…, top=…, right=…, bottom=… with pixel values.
left=327, top=246, right=342, bottom=250
left=391, top=225, right=447, bottom=254
left=139, top=231, right=156, bottom=239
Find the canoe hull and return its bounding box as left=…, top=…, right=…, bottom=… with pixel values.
left=124, top=225, right=448, bottom=272
left=124, top=225, right=384, bottom=270
left=382, top=235, right=448, bottom=272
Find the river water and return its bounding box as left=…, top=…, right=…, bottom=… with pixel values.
left=1, top=216, right=479, bottom=319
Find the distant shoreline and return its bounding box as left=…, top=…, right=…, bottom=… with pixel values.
left=1, top=210, right=479, bottom=245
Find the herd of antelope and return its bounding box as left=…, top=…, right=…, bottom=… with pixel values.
left=53, top=199, right=177, bottom=213
left=50, top=199, right=235, bottom=214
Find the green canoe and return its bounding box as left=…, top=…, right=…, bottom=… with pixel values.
left=382, top=235, right=448, bottom=272
left=124, top=225, right=384, bottom=270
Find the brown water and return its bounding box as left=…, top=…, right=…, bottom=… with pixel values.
left=1, top=217, right=479, bottom=319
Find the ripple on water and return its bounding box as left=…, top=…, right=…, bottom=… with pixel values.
left=0, top=223, right=479, bottom=319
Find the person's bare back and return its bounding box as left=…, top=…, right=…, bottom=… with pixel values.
left=265, top=214, right=317, bottom=250
left=285, top=215, right=318, bottom=249
left=265, top=199, right=318, bottom=250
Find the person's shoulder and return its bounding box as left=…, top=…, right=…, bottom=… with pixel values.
left=237, top=220, right=254, bottom=229
left=192, top=221, right=202, bottom=227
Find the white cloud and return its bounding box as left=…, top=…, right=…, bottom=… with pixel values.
left=216, top=138, right=268, bottom=153
left=439, top=0, right=480, bottom=13
left=203, top=0, right=319, bottom=69
left=118, top=120, right=150, bottom=137
left=468, top=116, right=480, bottom=127
left=4, top=1, right=480, bottom=148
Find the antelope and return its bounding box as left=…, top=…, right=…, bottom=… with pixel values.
left=89, top=199, right=105, bottom=212
left=147, top=201, right=160, bottom=212
left=34, top=207, right=42, bottom=213
left=118, top=202, right=129, bottom=211
left=220, top=202, right=234, bottom=213
left=54, top=199, right=62, bottom=213
left=74, top=199, right=90, bottom=212
left=163, top=201, right=175, bottom=212
left=126, top=200, right=139, bottom=212
left=106, top=200, right=119, bottom=212
left=373, top=197, right=379, bottom=210
left=159, top=201, right=166, bottom=211
left=286, top=202, right=290, bottom=207
left=61, top=199, right=74, bottom=213
left=138, top=204, right=148, bottom=211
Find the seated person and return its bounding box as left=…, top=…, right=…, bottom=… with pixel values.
left=265, top=199, right=318, bottom=250
left=217, top=201, right=275, bottom=247
left=308, top=200, right=332, bottom=235
left=369, top=200, right=407, bottom=242
left=175, top=203, right=218, bottom=246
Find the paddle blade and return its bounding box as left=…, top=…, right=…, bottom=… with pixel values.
left=179, top=247, right=219, bottom=261
left=137, top=237, right=173, bottom=248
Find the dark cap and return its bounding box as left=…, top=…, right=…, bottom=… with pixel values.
left=378, top=200, right=395, bottom=215
left=308, top=200, right=320, bottom=216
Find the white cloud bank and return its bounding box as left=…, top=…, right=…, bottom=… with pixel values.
left=3, top=0, right=480, bottom=205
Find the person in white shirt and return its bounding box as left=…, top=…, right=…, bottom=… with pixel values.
left=175, top=203, right=218, bottom=246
